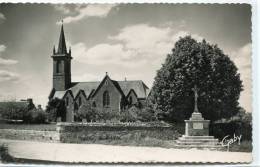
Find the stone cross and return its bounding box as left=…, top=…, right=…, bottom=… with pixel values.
left=192, top=85, right=199, bottom=113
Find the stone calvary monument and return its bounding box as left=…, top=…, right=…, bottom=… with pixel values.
left=176, top=85, right=220, bottom=149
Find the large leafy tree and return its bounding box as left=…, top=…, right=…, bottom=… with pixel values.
left=46, top=98, right=66, bottom=122
left=150, top=36, right=242, bottom=122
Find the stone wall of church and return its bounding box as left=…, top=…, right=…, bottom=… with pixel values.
left=127, top=91, right=138, bottom=105
left=92, top=78, right=122, bottom=112
left=64, top=93, right=74, bottom=122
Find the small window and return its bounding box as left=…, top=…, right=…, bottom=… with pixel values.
left=103, top=91, right=110, bottom=107
left=56, top=60, right=61, bottom=73
left=129, top=96, right=133, bottom=105
left=66, top=97, right=69, bottom=106
left=79, top=97, right=82, bottom=106
left=92, top=101, right=96, bottom=107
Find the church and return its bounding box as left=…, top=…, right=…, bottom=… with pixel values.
left=48, top=24, right=150, bottom=122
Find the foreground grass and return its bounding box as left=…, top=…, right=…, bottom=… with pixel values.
left=0, top=123, right=56, bottom=131
left=227, top=140, right=252, bottom=152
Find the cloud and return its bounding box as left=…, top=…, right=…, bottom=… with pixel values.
left=0, top=70, right=20, bottom=82
left=0, top=57, right=18, bottom=65
left=54, top=4, right=72, bottom=14
left=56, top=4, right=117, bottom=24
left=71, top=24, right=203, bottom=68
left=72, top=42, right=146, bottom=67
left=0, top=44, right=18, bottom=65
left=230, top=43, right=252, bottom=112
left=0, top=45, right=6, bottom=52
left=0, top=13, right=6, bottom=24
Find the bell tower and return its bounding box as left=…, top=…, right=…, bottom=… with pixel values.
left=52, top=22, right=72, bottom=91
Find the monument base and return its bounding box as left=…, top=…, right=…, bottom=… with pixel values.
left=185, top=112, right=210, bottom=136
left=176, top=112, right=220, bottom=150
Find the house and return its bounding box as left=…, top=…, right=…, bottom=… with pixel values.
left=48, top=24, right=150, bottom=122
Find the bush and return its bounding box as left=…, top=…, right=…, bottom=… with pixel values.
left=95, top=108, right=120, bottom=122
left=209, top=120, right=252, bottom=141
left=23, top=109, right=47, bottom=124
left=46, top=98, right=66, bottom=122
left=0, top=144, right=14, bottom=162
left=0, top=102, right=29, bottom=120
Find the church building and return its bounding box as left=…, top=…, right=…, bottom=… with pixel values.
left=48, top=24, right=150, bottom=122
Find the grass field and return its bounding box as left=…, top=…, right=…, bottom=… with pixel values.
left=0, top=123, right=56, bottom=131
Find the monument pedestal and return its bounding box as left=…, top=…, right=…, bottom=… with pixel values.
left=185, top=112, right=210, bottom=136
left=176, top=112, right=220, bottom=150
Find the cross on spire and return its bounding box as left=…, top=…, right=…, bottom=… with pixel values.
left=192, top=85, right=199, bottom=113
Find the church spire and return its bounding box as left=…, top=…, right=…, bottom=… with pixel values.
left=57, top=20, right=67, bottom=54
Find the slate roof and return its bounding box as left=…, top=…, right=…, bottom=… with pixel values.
left=117, top=80, right=149, bottom=99
left=53, top=91, right=66, bottom=99
left=69, top=82, right=100, bottom=98
left=51, top=79, right=149, bottom=100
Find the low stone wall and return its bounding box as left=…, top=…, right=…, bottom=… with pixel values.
left=57, top=122, right=180, bottom=143
left=0, top=129, right=59, bottom=142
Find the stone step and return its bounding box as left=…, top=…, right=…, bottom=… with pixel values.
left=178, top=138, right=219, bottom=142
left=176, top=140, right=219, bottom=145
left=177, top=139, right=219, bottom=143
left=181, top=135, right=215, bottom=140
left=175, top=144, right=223, bottom=150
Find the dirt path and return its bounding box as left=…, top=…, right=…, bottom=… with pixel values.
left=0, top=139, right=252, bottom=163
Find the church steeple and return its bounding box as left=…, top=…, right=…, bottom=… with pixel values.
left=57, top=21, right=67, bottom=54
left=51, top=21, right=72, bottom=91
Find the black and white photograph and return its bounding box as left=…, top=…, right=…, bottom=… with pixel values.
left=0, top=2, right=257, bottom=164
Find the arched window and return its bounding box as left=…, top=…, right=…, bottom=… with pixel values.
left=103, top=91, right=110, bottom=107
left=65, top=97, right=69, bottom=106
left=56, top=60, right=61, bottom=73
left=129, top=96, right=133, bottom=105
left=92, top=101, right=96, bottom=107
left=79, top=97, right=82, bottom=107
left=74, top=102, right=78, bottom=110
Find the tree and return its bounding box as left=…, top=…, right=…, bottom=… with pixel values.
left=46, top=98, right=66, bottom=122
left=77, top=102, right=96, bottom=122
left=150, top=36, right=242, bottom=122
left=0, top=102, right=29, bottom=120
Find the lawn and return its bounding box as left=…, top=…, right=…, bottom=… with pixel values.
left=0, top=123, right=56, bottom=131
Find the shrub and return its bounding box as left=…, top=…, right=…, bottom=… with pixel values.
left=0, top=144, right=14, bottom=162
left=138, top=107, right=157, bottom=122
left=209, top=120, right=252, bottom=141
left=46, top=98, right=66, bottom=122
left=23, top=109, right=47, bottom=124
left=120, top=106, right=138, bottom=122
left=0, top=102, right=29, bottom=120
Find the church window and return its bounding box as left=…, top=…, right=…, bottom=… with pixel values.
left=66, top=97, right=69, bottom=106
left=129, top=96, right=133, bottom=105
left=103, top=91, right=110, bottom=107
left=92, top=101, right=96, bottom=107
left=79, top=97, right=82, bottom=107
left=56, top=60, right=61, bottom=73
